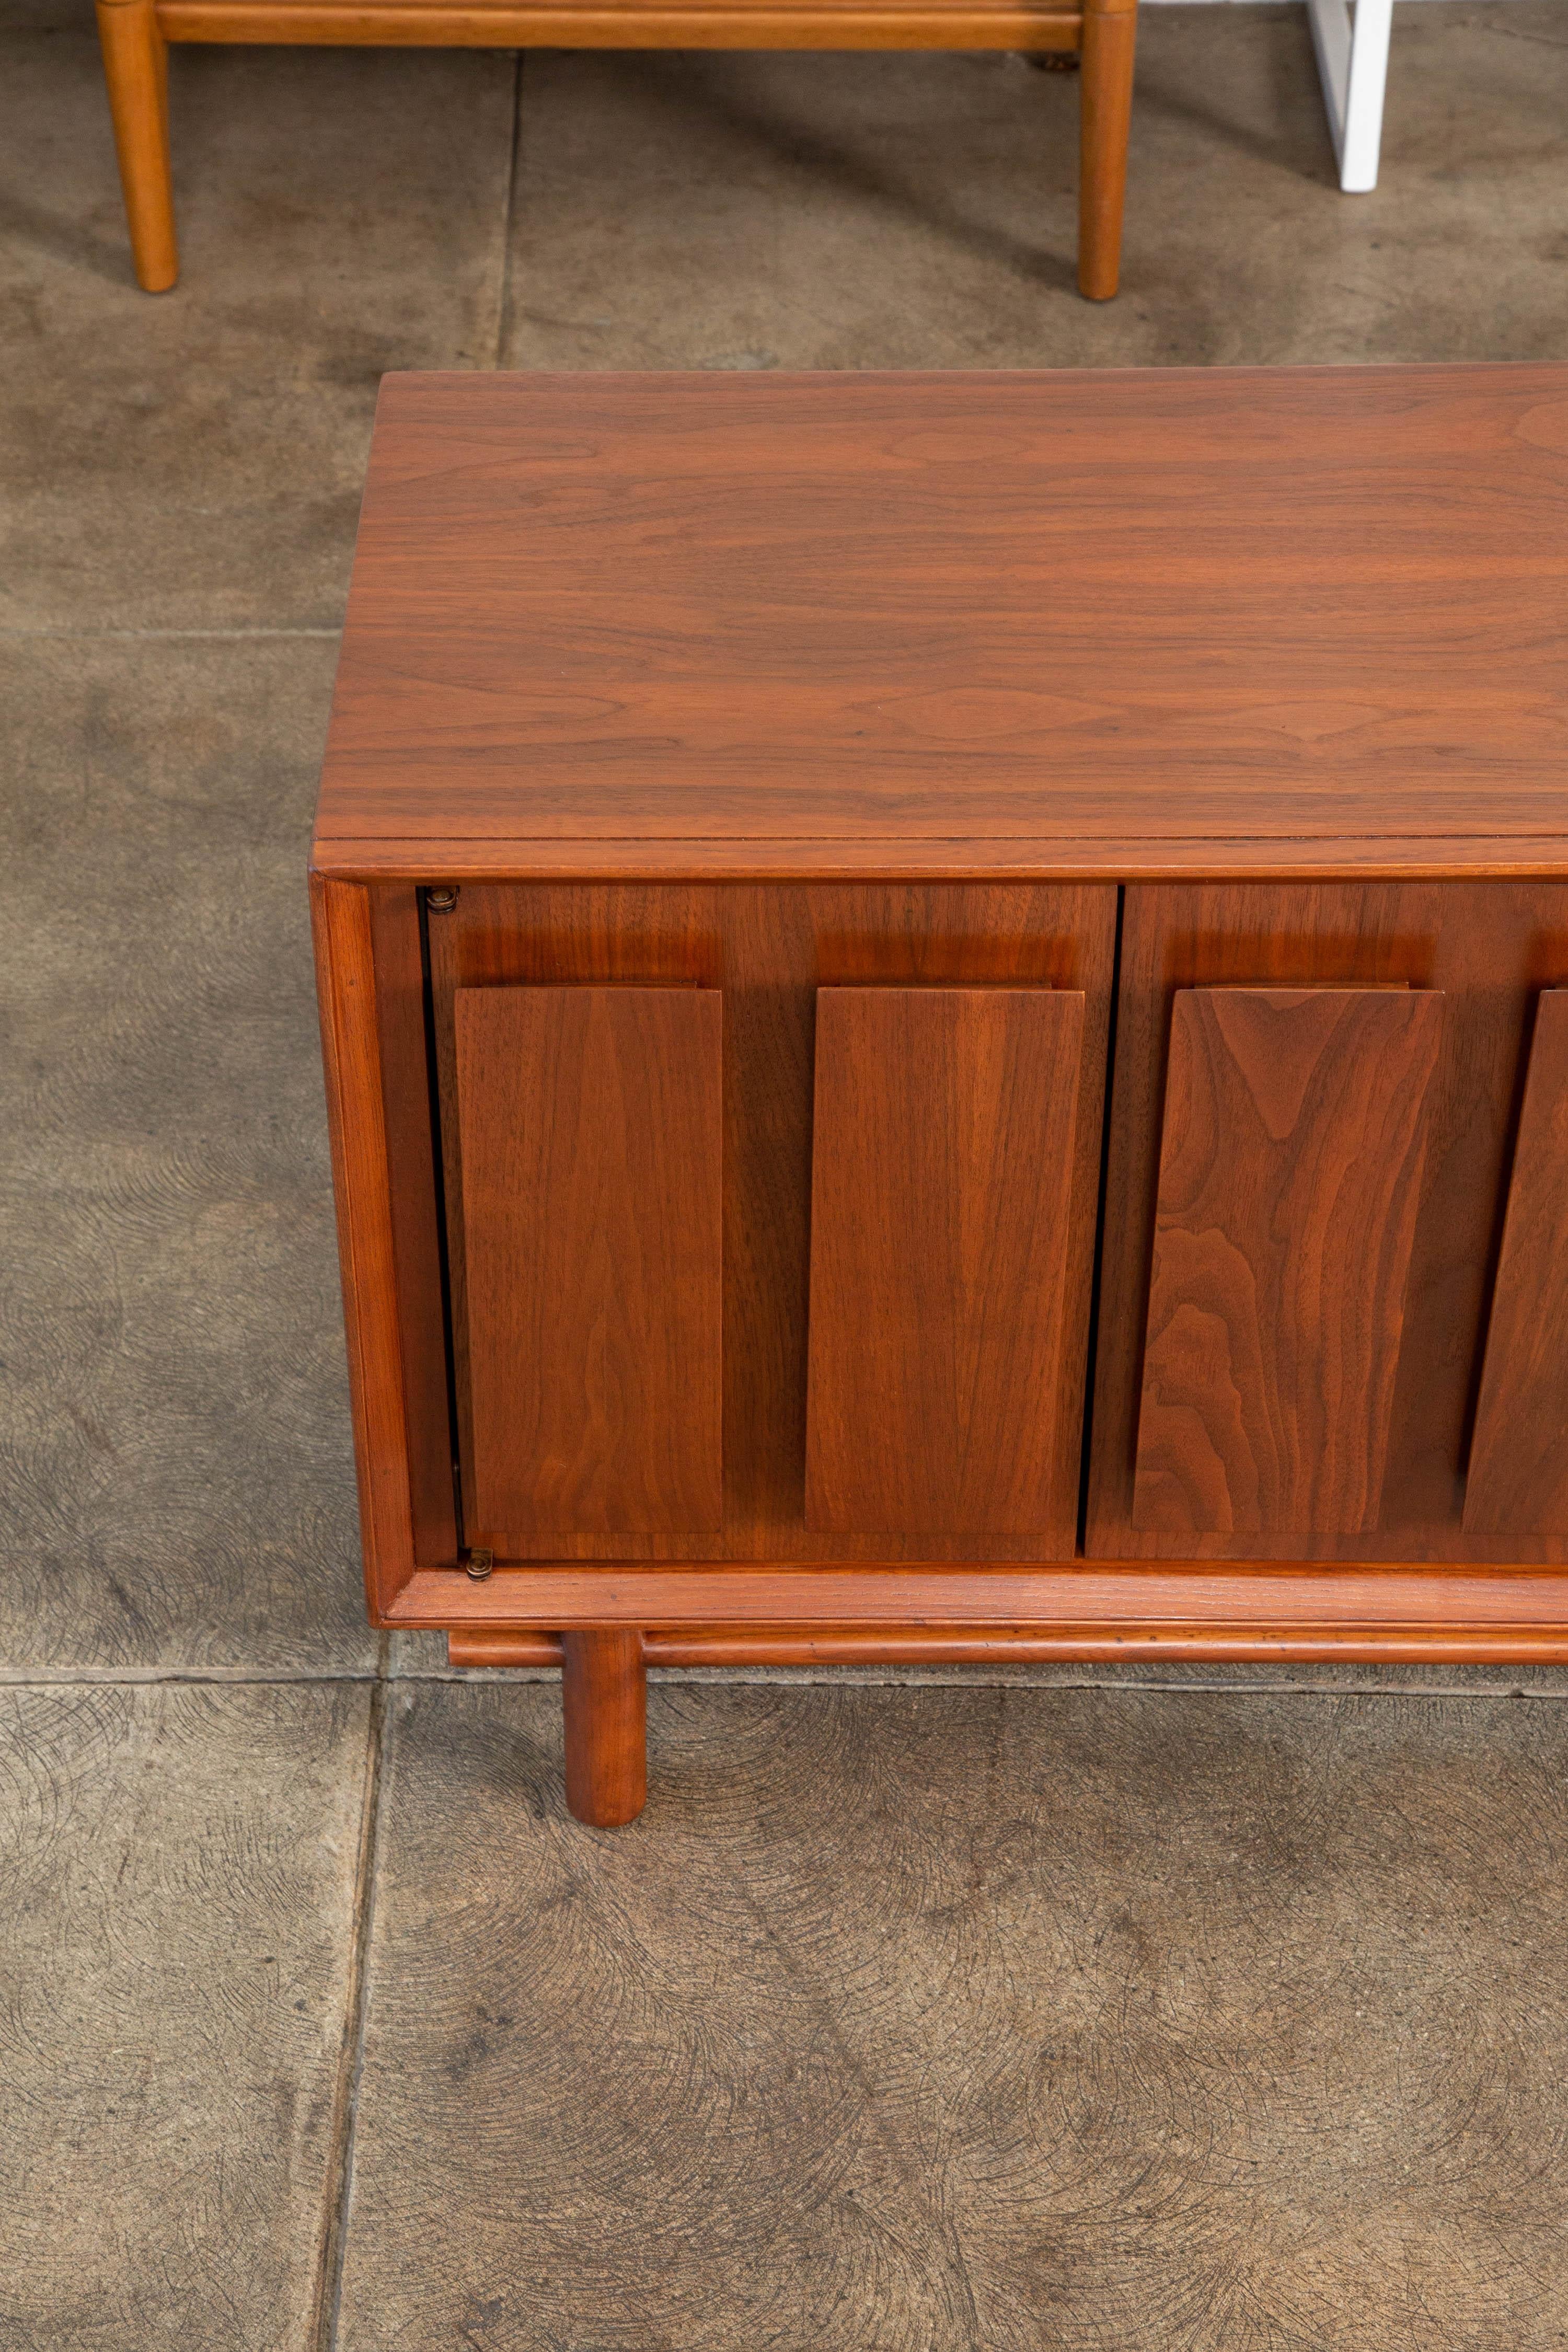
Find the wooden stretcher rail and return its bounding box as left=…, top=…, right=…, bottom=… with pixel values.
left=448, top=1622, right=1568, bottom=1668
left=159, top=3, right=1082, bottom=43
left=394, top=1563, right=1568, bottom=1632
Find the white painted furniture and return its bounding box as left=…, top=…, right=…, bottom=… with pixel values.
left=1308, top=0, right=1393, bottom=191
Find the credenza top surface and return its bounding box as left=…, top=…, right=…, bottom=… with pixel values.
left=313, top=363, right=1568, bottom=881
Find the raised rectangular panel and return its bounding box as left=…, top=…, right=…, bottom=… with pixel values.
left=804, top=986, right=1085, bottom=1538
left=454, top=985, right=722, bottom=1535
left=1132, top=986, right=1444, bottom=1538
left=1465, top=993, right=1568, bottom=1536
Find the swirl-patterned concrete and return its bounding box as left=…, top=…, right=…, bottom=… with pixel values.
left=0, top=1680, right=374, bottom=2348
left=338, top=1680, right=1568, bottom=2349
left=0, top=637, right=371, bottom=1670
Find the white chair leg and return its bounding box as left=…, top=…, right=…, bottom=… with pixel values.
left=1307, top=0, right=1393, bottom=193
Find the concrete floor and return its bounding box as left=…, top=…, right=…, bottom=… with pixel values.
left=3, top=5, right=1568, bottom=2345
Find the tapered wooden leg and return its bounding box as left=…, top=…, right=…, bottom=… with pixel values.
left=561, top=1632, right=647, bottom=1826
left=96, top=0, right=179, bottom=292
left=1078, top=0, right=1137, bottom=301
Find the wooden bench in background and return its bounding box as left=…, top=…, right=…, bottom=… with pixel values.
left=94, top=0, right=1138, bottom=298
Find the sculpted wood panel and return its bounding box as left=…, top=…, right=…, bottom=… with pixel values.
left=1088, top=883, right=1568, bottom=1564
left=453, top=985, right=723, bottom=1534
left=804, top=987, right=1085, bottom=1539
left=1132, top=987, right=1444, bottom=1539
left=427, top=881, right=1116, bottom=1563
left=1465, top=993, right=1568, bottom=1536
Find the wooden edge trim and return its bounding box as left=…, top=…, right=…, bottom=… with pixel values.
left=161, top=3, right=1082, bottom=43
left=311, top=874, right=419, bottom=1621
left=448, top=1623, right=1568, bottom=1668
left=309, top=837, right=1568, bottom=884
left=399, top=1564, right=1568, bottom=1631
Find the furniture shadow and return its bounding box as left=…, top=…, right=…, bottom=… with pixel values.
left=597, top=51, right=1082, bottom=296
left=0, top=187, right=149, bottom=291
left=1132, top=7, right=1339, bottom=186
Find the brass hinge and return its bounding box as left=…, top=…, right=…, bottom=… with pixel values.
left=465, top=1547, right=494, bottom=1582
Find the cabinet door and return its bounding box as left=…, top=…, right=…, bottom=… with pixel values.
left=453, top=985, right=723, bottom=1536
left=1465, top=993, right=1568, bottom=1536
left=804, top=986, right=1086, bottom=1539
left=1088, top=883, right=1568, bottom=1564
left=428, top=878, right=1116, bottom=1567
left=1132, top=986, right=1444, bottom=1539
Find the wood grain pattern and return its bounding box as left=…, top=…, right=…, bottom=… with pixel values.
left=317, top=835, right=1568, bottom=883
left=314, top=367, right=1568, bottom=873
left=561, top=1631, right=647, bottom=1826
left=394, top=1561, right=1568, bottom=1630
left=1088, top=882, right=1568, bottom=1564
left=805, top=987, right=1086, bottom=1538
left=426, top=883, right=1115, bottom=1564
left=310, top=875, right=421, bottom=1619
left=306, top=369, right=1568, bottom=1746
left=454, top=985, right=722, bottom=1535
left=1132, top=989, right=1443, bottom=1539
left=1465, top=993, right=1568, bottom=1536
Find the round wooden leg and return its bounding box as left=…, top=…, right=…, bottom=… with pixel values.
left=1078, top=0, right=1138, bottom=301
left=561, top=1631, right=647, bottom=1827
left=96, top=0, right=179, bottom=292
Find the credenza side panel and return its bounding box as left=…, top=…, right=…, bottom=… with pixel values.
left=1131, top=986, right=1443, bottom=1539
left=366, top=884, right=460, bottom=1572
left=1089, top=881, right=1568, bottom=1564
left=1465, top=991, right=1568, bottom=1536
left=804, top=986, right=1086, bottom=1543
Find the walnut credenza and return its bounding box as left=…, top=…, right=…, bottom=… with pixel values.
left=313, top=362, right=1568, bottom=1824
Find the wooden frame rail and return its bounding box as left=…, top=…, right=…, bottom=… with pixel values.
left=407, top=1563, right=1568, bottom=1664
left=451, top=1624, right=1568, bottom=1666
